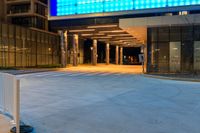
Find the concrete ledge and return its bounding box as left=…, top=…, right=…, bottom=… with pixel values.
left=144, top=74, right=200, bottom=82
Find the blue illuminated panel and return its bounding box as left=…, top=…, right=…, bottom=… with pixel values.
left=77, top=0, right=104, bottom=14
left=50, top=0, right=200, bottom=16
left=134, top=0, right=167, bottom=9
left=104, top=0, right=133, bottom=12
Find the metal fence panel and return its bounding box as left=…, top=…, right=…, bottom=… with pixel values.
left=0, top=73, right=20, bottom=133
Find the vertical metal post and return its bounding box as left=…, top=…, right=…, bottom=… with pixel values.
left=16, top=79, right=20, bottom=133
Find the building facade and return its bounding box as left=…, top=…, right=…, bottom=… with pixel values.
left=0, top=22, right=60, bottom=68
left=0, top=0, right=61, bottom=68
left=147, top=25, right=200, bottom=73
left=49, top=0, right=200, bottom=73
left=6, top=0, right=48, bottom=30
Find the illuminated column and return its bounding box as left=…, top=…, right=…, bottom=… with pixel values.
left=120, top=47, right=123, bottom=65
left=143, top=45, right=147, bottom=73
left=73, top=34, right=79, bottom=66
left=58, top=31, right=67, bottom=67
left=64, top=31, right=68, bottom=66
left=115, top=46, right=119, bottom=65
left=92, top=40, right=98, bottom=65
left=106, top=43, right=110, bottom=65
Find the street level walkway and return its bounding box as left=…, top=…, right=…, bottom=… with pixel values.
left=16, top=68, right=200, bottom=133
left=64, top=64, right=143, bottom=74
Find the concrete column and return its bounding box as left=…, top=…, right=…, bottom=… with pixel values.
left=58, top=31, right=66, bottom=67
left=143, top=45, right=147, bottom=73
left=120, top=47, right=123, bottom=65
left=72, top=34, right=79, bottom=66
left=106, top=43, right=110, bottom=65
left=115, top=46, right=119, bottom=65
left=64, top=31, right=68, bottom=66
left=92, top=40, right=97, bottom=65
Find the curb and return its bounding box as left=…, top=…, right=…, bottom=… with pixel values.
left=143, top=74, right=200, bottom=82
left=0, top=69, right=60, bottom=75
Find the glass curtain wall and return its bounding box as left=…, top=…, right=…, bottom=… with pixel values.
left=0, top=22, right=60, bottom=68
left=147, top=25, right=200, bottom=73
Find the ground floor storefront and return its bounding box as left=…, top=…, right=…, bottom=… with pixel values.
left=147, top=25, right=200, bottom=73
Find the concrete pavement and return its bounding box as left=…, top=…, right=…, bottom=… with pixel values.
left=64, top=64, right=143, bottom=74
left=17, top=68, right=200, bottom=133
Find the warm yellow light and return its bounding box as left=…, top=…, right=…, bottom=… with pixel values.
left=92, top=36, right=112, bottom=39
left=99, top=30, right=124, bottom=33
left=87, top=25, right=118, bottom=28
left=107, top=34, right=131, bottom=37
left=81, top=34, right=93, bottom=36
left=69, top=29, right=95, bottom=32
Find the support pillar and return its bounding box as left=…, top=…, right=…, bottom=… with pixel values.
left=115, top=46, right=119, bottom=65
left=64, top=31, right=68, bottom=66
left=92, top=40, right=97, bottom=65
left=106, top=43, right=110, bottom=65
left=72, top=34, right=79, bottom=66
left=120, top=47, right=123, bottom=65
left=59, top=31, right=67, bottom=67
left=143, top=45, right=147, bottom=73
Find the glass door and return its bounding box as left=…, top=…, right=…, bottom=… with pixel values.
left=194, top=41, right=200, bottom=71
left=169, top=42, right=181, bottom=72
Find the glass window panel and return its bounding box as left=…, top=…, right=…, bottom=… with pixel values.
left=150, top=28, right=158, bottom=42
left=8, top=25, right=15, bottom=38
left=158, top=27, right=169, bottom=42
left=16, top=26, right=21, bottom=39
left=31, top=30, right=36, bottom=41
left=157, top=42, right=169, bottom=72
left=0, top=23, right=2, bottom=37
left=21, top=27, right=26, bottom=38
left=27, top=29, right=31, bottom=40
left=181, top=26, right=193, bottom=41
left=194, top=25, right=200, bottom=41
left=2, top=24, right=8, bottom=37
left=181, top=41, right=194, bottom=72
left=170, top=27, right=181, bottom=42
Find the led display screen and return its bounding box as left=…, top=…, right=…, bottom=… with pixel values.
left=50, top=0, right=200, bottom=16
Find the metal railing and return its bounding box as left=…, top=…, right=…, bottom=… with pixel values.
left=0, top=73, right=20, bottom=133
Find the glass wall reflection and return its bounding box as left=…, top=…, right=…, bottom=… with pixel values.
left=148, top=25, right=200, bottom=73
left=0, top=22, right=60, bottom=68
